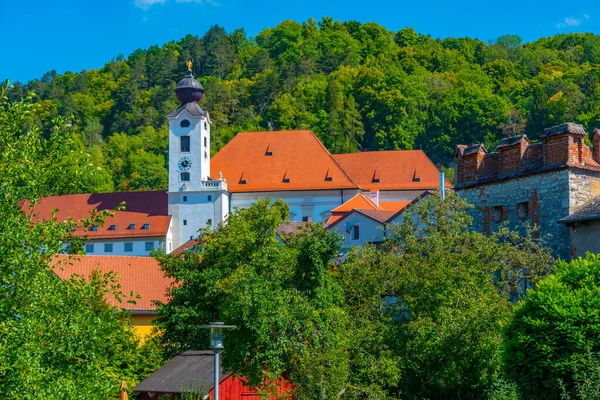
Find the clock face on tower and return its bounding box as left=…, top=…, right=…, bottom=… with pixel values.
left=178, top=157, right=192, bottom=171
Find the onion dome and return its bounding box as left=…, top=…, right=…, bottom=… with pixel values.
left=174, top=71, right=205, bottom=104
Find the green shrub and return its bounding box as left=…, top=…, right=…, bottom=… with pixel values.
left=504, top=253, right=600, bottom=399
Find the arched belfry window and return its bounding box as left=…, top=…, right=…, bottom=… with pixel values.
left=180, top=119, right=190, bottom=128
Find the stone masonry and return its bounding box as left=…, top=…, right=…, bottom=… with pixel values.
left=454, top=123, right=600, bottom=260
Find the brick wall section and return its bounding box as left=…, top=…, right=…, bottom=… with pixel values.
left=454, top=123, right=600, bottom=260
left=458, top=169, right=572, bottom=259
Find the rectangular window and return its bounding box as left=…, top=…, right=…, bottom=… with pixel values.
left=204, top=137, right=207, bottom=147
left=145, top=242, right=154, bottom=251
left=207, top=219, right=212, bottom=225
left=124, top=242, right=133, bottom=252
left=85, top=244, right=94, bottom=253
left=183, top=219, right=187, bottom=226
left=181, top=172, right=190, bottom=182
left=518, top=202, right=529, bottom=219
left=208, top=195, right=212, bottom=201
left=493, top=206, right=503, bottom=222
left=352, top=225, right=360, bottom=240
left=180, top=136, right=190, bottom=152
left=104, top=243, right=113, bottom=253
left=183, top=195, right=188, bottom=202
left=302, top=216, right=312, bottom=222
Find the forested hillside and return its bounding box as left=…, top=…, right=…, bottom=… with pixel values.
left=7, top=17, right=600, bottom=193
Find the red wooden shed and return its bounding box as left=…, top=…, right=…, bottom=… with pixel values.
left=134, top=351, right=294, bottom=399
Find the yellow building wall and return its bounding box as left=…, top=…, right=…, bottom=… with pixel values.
left=129, top=314, right=157, bottom=341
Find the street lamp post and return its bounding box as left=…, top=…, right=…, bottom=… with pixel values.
left=199, top=322, right=236, bottom=400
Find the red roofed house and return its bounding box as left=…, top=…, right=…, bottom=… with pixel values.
left=327, top=192, right=433, bottom=250
left=52, top=254, right=173, bottom=338
left=26, top=68, right=449, bottom=255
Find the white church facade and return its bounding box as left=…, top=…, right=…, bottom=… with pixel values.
left=27, top=69, right=449, bottom=255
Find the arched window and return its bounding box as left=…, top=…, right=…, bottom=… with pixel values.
left=180, top=119, right=190, bottom=128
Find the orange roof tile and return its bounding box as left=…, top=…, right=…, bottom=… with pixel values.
left=172, top=238, right=202, bottom=255
left=330, top=194, right=378, bottom=213
left=211, top=130, right=357, bottom=193
left=378, top=201, right=412, bottom=212
left=23, top=191, right=170, bottom=239
left=52, top=254, right=172, bottom=312
left=332, top=151, right=453, bottom=191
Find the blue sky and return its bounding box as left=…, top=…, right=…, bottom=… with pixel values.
left=0, top=0, right=598, bottom=83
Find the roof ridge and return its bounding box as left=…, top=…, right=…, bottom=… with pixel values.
left=308, top=130, right=359, bottom=188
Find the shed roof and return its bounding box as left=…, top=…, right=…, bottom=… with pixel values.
left=134, top=351, right=226, bottom=395
left=52, top=254, right=172, bottom=312
left=559, top=197, right=600, bottom=224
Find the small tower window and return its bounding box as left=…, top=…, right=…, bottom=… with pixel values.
left=183, top=220, right=187, bottom=226
left=183, top=195, right=188, bottom=202
left=208, top=195, right=212, bottom=201
left=181, top=172, right=190, bottom=182
left=204, top=137, right=207, bottom=147
left=204, top=121, right=208, bottom=130
left=207, top=219, right=212, bottom=225
left=180, top=136, right=190, bottom=152
left=180, top=119, right=190, bottom=128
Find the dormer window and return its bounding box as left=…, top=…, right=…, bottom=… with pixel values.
left=128, top=223, right=136, bottom=230
left=266, top=151, right=273, bottom=156
left=240, top=180, right=247, bottom=185
left=325, top=176, right=333, bottom=182
left=180, top=119, right=190, bottom=128
left=283, top=178, right=290, bottom=183
left=108, top=224, right=117, bottom=230
left=142, top=223, right=150, bottom=230
left=373, top=178, right=380, bottom=183
left=90, top=225, right=98, bottom=232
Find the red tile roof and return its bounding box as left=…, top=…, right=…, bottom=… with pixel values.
left=326, top=194, right=414, bottom=226
left=23, top=191, right=170, bottom=239
left=378, top=201, right=412, bottom=212
left=52, top=254, right=172, bottom=312
left=332, top=150, right=452, bottom=191
left=211, top=130, right=357, bottom=193
left=171, top=238, right=202, bottom=255
left=330, top=194, right=378, bottom=213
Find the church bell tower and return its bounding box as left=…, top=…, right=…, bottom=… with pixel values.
left=166, top=63, right=229, bottom=252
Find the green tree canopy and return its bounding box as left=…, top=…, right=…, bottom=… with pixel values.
left=504, top=253, right=600, bottom=400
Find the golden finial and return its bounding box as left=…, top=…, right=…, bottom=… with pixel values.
left=185, top=60, right=193, bottom=72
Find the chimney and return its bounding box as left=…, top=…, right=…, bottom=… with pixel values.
left=497, top=135, right=529, bottom=176
left=370, top=190, right=379, bottom=207
left=593, top=129, right=600, bottom=163
left=454, top=144, right=486, bottom=186
left=542, top=123, right=586, bottom=167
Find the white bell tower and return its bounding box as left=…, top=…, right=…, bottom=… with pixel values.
left=166, top=66, right=229, bottom=252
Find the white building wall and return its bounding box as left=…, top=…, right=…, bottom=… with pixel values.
left=231, top=189, right=361, bottom=223
left=328, top=213, right=385, bottom=250
left=83, top=237, right=166, bottom=256
left=169, top=191, right=225, bottom=249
